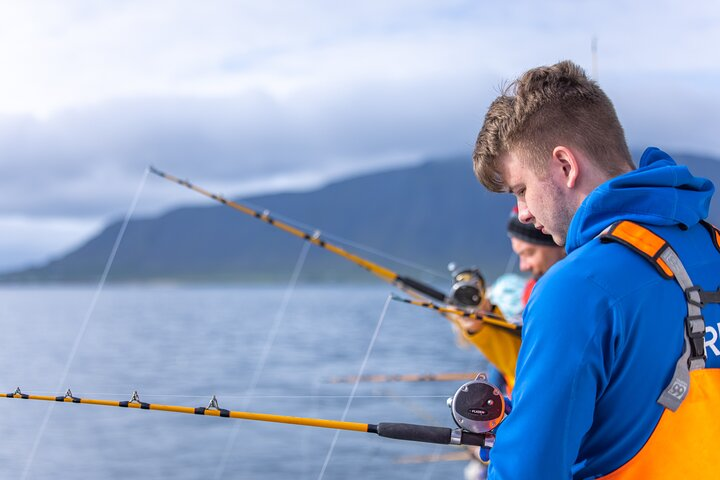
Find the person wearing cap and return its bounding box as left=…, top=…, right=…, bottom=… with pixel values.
left=451, top=209, right=564, bottom=331
left=472, top=60, right=719, bottom=479
left=506, top=207, right=565, bottom=306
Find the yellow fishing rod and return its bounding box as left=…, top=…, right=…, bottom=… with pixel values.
left=4, top=388, right=495, bottom=448
left=390, top=294, right=522, bottom=336
left=149, top=167, right=448, bottom=303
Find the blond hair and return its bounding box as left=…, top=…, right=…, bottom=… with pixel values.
left=473, top=60, right=633, bottom=192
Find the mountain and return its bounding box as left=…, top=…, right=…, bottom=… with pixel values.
left=0, top=157, right=515, bottom=286
left=2, top=151, right=718, bottom=286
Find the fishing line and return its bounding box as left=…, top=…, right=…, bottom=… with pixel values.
left=23, top=391, right=450, bottom=400
left=321, top=232, right=446, bottom=281
left=213, top=240, right=312, bottom=480
left=239, top=198, right=447, bottom=281
left=504, top=251, right=517, bottom=274
left=330, top=371, right=477, bottom=383
left=317, top=294, right=391, bottom=480
left=4, top=388, right=493, bottom=450
left=150, top=168, right=448, bottom=303
left=391, top=295, right=521, bottom=334
left=380, top=386, right=456, bottom=479
left=380, top=387, right=441, bottom=425
left=21, top=168, right=149, bottom=480
left=379, top=384, right=481, bottom=478
left=420, top=445, right=444, bottom=480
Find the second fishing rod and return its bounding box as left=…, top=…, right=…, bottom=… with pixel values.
left=149, top=167, right=515, bottom=328
left=149, top=167, right=449, bottom=304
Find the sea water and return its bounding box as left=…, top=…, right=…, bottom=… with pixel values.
left=0, top=284, right=488, bottom=479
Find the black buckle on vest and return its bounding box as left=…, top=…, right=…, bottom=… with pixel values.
left=685, top=314, right=707, bottom=362
left=684, top=286, right=704, bottom=308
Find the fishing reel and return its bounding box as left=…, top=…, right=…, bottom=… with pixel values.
left=447, top=373, right=506, bottom=434
left=449, top=266, right=486, bottom=309
left=375, top=373, right=506, bottom=449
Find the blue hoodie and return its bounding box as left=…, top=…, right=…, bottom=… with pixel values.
left=488, top=148, right=719, bottom=479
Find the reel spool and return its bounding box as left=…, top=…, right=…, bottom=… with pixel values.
left=450, top=267, right=486, bottom=308
left=448, top=373, right=505, bottom=434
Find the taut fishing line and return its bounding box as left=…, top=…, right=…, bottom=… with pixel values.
left=25, top=391, right=448, bottom=400
left=504, top=251, right=517, bottom=274
left=21, top=168, right=150, bottom=480
left=420, top=445, right=444, bottom=480
left=380, top=386, right=453, bottom=480
left=9, top=166, right=505, bottom=479
left=214, top=241, right=312, bottom=480
left=238, top=198, right=447, bottom=281
left=317, top=294, right=392, bottom=480
left=149, top=168, right=449, bottom=304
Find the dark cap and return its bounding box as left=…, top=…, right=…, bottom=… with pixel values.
left=507, top=207, right=558, bottom=246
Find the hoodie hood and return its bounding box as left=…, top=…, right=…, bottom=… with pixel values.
left=566, top=147, right=715, bottom=254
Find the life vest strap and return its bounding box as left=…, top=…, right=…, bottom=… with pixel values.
left=600, top=221, right=674, bottom=278
left=700, top=220, right=720, bottom=252
left=600, top=220, right=711, bottom=411
left=699, top=290, right=720, bottom=306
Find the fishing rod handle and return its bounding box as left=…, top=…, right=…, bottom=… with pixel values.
left=395, top=275, right=447, bottom=303
left=372, top=422, right=488, bottom=447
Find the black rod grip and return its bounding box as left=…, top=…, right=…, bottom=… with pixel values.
left=461, top=431, right=489, bottom=447
left=375, top=422, right=452, bottom=445
left=396, top=276, right=447, bottom=303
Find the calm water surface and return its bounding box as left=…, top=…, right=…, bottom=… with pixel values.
left=0, top=284, right=488, bottom=479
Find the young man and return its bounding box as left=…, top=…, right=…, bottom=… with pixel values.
left=472, top=60, right=719, bottom=478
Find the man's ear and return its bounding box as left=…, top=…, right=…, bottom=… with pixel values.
left=552, top=146, right=579, bottom=188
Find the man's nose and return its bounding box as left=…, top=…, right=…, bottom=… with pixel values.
left=517, top=201, right=533, bottom=224
left=519, top=258, right=530, bottom=271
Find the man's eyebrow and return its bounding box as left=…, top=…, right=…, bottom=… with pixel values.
left=516, top=246, right=534, bottom=256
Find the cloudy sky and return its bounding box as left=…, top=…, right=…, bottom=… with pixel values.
left=0, top=0, right=718, bottom=271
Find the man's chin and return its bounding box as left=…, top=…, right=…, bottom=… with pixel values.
left=551, top=232, right=566, bottom=247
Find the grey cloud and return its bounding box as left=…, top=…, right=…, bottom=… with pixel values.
left=605, top=73, right=720, bottom=159
left=0, top=74, right=494, bottom=219
left=0, top=65, right=718, bottom=224
left=1, top=0, right=718, bottom=272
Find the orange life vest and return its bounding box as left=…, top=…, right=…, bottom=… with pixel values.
left=598, top=220, right=720, bottom=479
